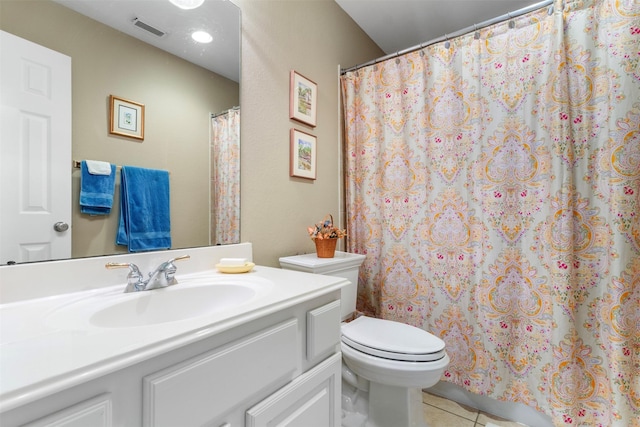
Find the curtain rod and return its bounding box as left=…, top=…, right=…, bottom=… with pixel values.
left=211, top=106, right=240, bottom=118
left=341, top=0, right=554, bottom=75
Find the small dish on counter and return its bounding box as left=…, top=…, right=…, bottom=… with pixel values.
left=215, top=262, right=255, bottom=274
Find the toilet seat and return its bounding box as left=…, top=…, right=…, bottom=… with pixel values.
left=341, top=316, right=446, bottom=362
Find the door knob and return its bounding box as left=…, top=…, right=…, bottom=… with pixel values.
left=53, top=221, right=69, bottom=232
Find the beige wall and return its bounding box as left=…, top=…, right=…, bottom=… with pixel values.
left=0, top=0, right=239, bottom=257
left=236, top=0, right=382, bottom=266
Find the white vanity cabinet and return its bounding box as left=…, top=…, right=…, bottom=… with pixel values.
left=21, top=394, right=113, bottom=427
left=245, top=299, right=343, bottom=427
left=1, top=293, right=342, bottom=427
left=246, top=353, right=341, bottom=427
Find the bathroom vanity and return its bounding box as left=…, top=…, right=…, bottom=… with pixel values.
left=0, top=244, right=346, bottom=426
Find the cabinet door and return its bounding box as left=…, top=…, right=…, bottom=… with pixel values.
left=246, top=353, right=341, bottom=427
left=22, top=394, right=112, bottom=427
left=144, top=319, right=298, bottom=427
left=306, top=300, right=341, bottom=361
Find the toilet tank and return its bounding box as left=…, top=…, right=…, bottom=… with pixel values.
left=279, top=251, right=366, bottom=320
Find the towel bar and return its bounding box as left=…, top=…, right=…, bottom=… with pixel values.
left=72, top=160, right=170, bottom=174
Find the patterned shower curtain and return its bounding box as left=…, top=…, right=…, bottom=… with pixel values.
left=211, top=108, right=240, bottom=244
left=341, top=0, right=639, bottom=425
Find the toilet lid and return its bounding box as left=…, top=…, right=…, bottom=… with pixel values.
left=341, top=316, right=446, bottom=362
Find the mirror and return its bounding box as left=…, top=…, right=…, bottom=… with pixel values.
left=0, top=0, right=240, bottom=264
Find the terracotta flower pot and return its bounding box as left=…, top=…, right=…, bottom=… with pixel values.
left=314, top=238, right=337, bottom=258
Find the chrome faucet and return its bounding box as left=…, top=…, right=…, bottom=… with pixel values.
left=106, top=255, right=190, bottom=293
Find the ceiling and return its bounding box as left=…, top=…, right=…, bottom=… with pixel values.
left=53, top=0, right=240, bottom=82
left=335, top=0, right=548, bottom=56
left=52, top=0, right=548, bottom=82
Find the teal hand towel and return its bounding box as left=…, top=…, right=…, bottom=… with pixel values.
left=79, top=160, right=116, bottom=215
left=116, top=166, right=171, bottom=252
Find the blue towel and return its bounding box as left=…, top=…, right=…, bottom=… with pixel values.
left=79, top=161, right=116, bottom=215
left=116, top=166, right=171, bottom=252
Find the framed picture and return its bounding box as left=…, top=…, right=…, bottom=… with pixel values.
left=109, top=95, right=145, bottom=140
left=290, top=128, right=317, bottom=180
left=289, top=70, right=317, bottom=127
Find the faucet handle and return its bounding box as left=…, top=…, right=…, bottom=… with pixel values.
left=106, top=262, right=144, bottom=292
left=168, top=254, right=190, bottom=263
left=105, top=261, right=143, bottom=274
left=161, top=254, right=191, bottom=285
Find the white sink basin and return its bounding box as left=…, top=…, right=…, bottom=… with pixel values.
left=90, top=284, right=256, bottom=328
left=46, top=277, right=272, bottom=330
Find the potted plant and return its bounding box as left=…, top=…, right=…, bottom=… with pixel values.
left=307, top=214, right=347, bottom=258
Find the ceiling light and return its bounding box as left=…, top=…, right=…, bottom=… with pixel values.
left=192, top=31, right=213, bottom=43
left=168, top=0, right=205, bottom=10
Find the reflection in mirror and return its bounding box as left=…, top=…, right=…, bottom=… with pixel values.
left=0, top=0, right=240, bottom=265
left=210, top=107, right=240, bottom=245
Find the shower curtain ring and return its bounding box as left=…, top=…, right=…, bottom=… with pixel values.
left=395, top=51, right=400, bottom=64
left=474, top=24, right=480, bottom=40
left=508, top=12, right=515, bottom=28
left=444, top=34, right=450, bottom=49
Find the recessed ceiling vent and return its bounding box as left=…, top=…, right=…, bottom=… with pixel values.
left=132, top=17, right=167, bottom=38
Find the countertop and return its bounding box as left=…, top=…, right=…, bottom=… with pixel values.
left=0, top=265, right=347, bottom=412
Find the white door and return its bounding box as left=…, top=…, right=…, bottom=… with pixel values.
left=0, top=30, right=72, bottom=264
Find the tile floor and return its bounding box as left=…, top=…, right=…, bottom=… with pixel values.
left=422, top=392, right=529, bottom=427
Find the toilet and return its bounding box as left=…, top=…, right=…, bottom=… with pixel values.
left=279, top=251, right=449, bottom=427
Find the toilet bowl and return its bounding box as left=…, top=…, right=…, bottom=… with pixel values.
left=279, top=252, right=449, bottom=427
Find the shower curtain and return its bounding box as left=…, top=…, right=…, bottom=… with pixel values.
left=341, top=0, right=638, bottom=425
left=210, top=108, right=240, bottom=244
